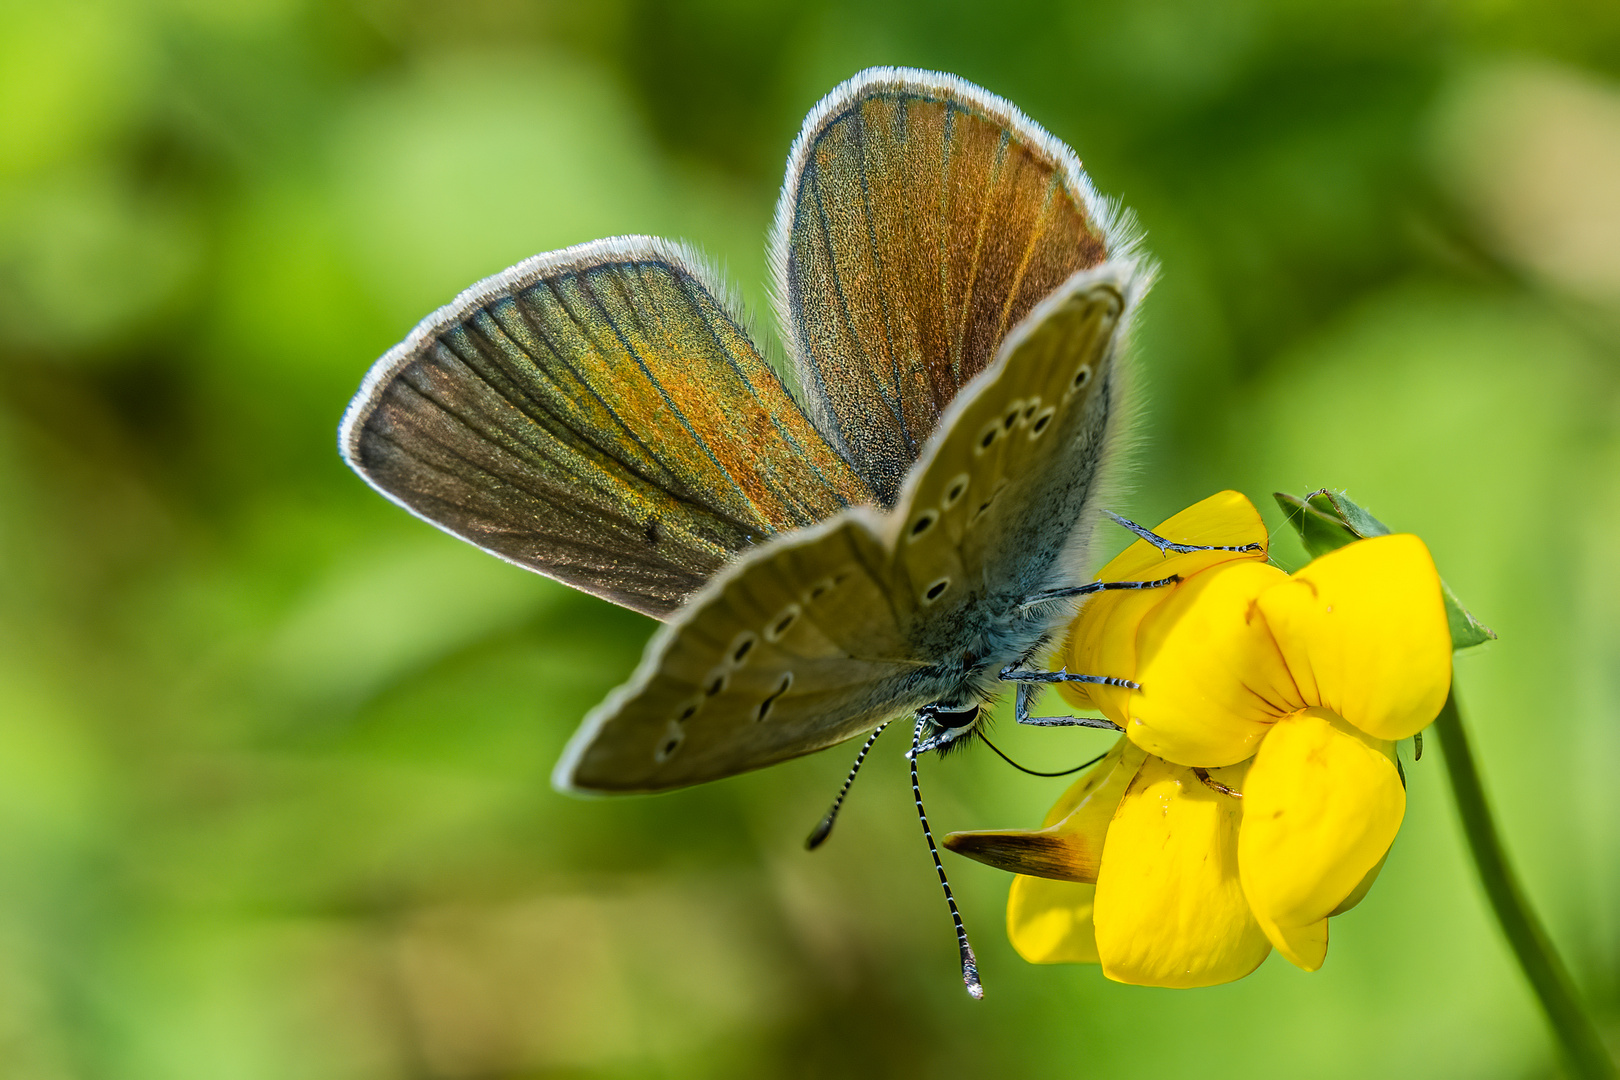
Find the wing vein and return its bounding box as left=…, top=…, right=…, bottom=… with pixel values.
left=994, top=173, right=1057, bottom=347
left=811, top=164, right=908, bottom=442
left=679, top=267, right=860, bottom=519
left=939, top=103, right=958, bottom=383
left=567, top=269, right=762, bottom=520
left=952, top=129, right=1008, bottom=371
left=854, top=105, right=911, bottom=457
left=504, top=281, right=674, bottom=485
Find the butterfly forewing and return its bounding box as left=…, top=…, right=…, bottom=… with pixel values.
left=555, top=512, right=926, bottom=793
left=771, top=68, right=1132, bottom=505
left=342, top=237, right=874, bottom=619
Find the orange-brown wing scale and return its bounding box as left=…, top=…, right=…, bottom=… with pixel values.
left=342, top=238, right=874, bottom=619
left=773, top=71, right=1119, bottom=505
left=883, top=270, right=1135, bottom=651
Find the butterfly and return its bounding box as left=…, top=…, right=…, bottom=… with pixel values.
left=339, top=67, right=1189, bottom=996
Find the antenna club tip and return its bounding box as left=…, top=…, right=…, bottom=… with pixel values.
left=961, top=952, right=983, bottom=999
left=805, top=817, right=834, bottom=850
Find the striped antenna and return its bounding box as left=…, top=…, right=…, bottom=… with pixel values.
left=910, top=717, right=984, bottom=999
left=805, top=722, right=889, bottom=850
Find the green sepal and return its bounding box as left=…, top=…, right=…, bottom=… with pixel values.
left=1273, top=490, right=1496, bottom=651
left=1439, top=580, right=1496, bottom=650
left=1273, top=491, right=1368, bottom=558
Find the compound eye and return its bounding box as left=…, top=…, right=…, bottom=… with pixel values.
left=931, top=704, right=981, bottom=730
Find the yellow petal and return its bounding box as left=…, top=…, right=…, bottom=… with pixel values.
left=1329, top=851, right=1389, bottom=917
left=1060, top=586, right=1171, bottom=723
left=1093, top=756, right=1271, bottom=988
left=1238, top=708, right=1405, bottom=971
left=943, top=738, right=1145, bottom=882
left=1008, top=876, right=1100, bottom=964
left=1265, top=920, right=1328, bottom=971
left=1060, top=491, right=1269, bottom=717
left=1256, top=534, right=1451, bottom=741
left=997, top=742, right=1148, bottom=966
left=1127, top=560, right=1302, bottom=766
left=1040, top=736, right=1144, bottom=827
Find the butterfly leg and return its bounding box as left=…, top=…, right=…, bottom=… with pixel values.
left=1004, top=677, right=1125, bottom=732
left=1105, top=510, right=1263, bottom=555
left=1000, top=666, right=1138, bottom=691
left=1018, top=574, right=1178, bottom=612
left=1193, top=767, right=1243, bottom=798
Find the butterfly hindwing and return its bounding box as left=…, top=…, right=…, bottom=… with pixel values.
left=771, top=68, right=1135, bottom=505
left=555, top=511, right=925, bottom=794
left=556, top=265, right=1147, bottom=795
left=885, top=264, right=1145, bottom=646
left=342, top=237, right=874, bottom=619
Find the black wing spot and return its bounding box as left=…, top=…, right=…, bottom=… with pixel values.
left=976, top=421, right=1001, bottom=455
left=1073, top=364, right=1092, bottom=388
left=756, top=671, right=794, bottom=722
left=971, top=480, right=1008, bottom=524
left=807, top=572, right=848, bottom=602
left=677, top=700, right=701, bottom=722
left=909, top=510, right=938, bottom=539
left=654, top=722, right=685, bottom=762
left=943, top=474, right=969, bottom=508
left=765, top=604, right=802, bottom=642
left=924, top=578, right=950, bottom=602
left=1030, top=406, right=1056, bottom=436
left=706, top=671, right=728, bottom=696
left=730, top=633, right=756, bottom=664
left=1022, top=397, right=1041, bottom=421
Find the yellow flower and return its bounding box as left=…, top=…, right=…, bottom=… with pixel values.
left=947, top=491, right=1452, bottom=987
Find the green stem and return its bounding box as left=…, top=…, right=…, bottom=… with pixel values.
left=1433, top=687, right=1616, bottom=1079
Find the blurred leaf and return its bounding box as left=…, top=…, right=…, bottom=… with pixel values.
left=1429, top=61, right=1620, bottom=306
left=265, top=536, right=566, bottom=708
left=0, top=168, right=202, bottom=354
left=0, top=0, right=150, bottom=177
left=332, top=50, right=682, bottom=325
left=1275, top=489, right=1497, bottom=649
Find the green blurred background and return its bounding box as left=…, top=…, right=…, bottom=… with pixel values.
left=3, top=0, right=1620, bottom=1076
